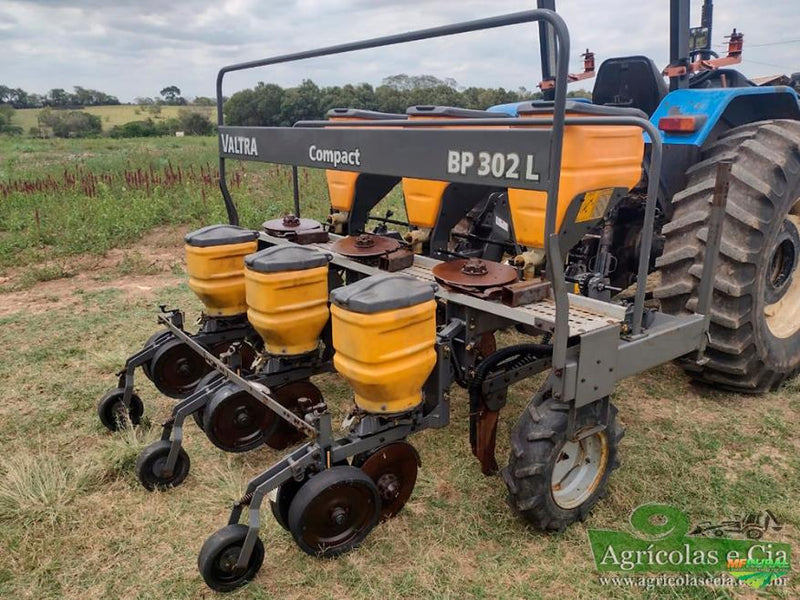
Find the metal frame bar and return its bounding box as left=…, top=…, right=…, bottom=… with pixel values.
left=670, top=0, right=691, bottom=90
left=537, top=0, right=558, bottom=101
left=694, top=159, right=731, bottom=359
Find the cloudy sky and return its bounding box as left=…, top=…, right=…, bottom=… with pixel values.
left=2, top=0, right=799, bottom=102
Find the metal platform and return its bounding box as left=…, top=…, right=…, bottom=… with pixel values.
left=260, top=232, right=625, bottom=337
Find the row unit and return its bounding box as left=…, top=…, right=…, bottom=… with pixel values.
left=185, top=225, right=436, bottom=415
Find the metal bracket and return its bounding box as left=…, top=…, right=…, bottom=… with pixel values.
left=695, top=160, right=731, bottom=361
left=574, top=324, right=621, bottom=408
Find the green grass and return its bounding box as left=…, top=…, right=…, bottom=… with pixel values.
left=0, top=136, right=404, bottom=273
left=13, top=105, right=214, bottom=133
left=0, top=135, right=796, bottom=598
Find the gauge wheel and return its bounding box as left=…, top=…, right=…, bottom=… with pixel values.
left=203, top=383, right=279, bottom=453
left=198, top=524, right=264, bottom=592
left=150, top=337, right=211, bottom=399
left=97, top=387, right=143, bottom=431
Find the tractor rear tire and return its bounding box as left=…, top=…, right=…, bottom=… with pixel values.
left=656, top=119, right=800, bottom=392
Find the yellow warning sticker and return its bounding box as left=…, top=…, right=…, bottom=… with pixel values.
left=575, top=188, right=614, bottom=223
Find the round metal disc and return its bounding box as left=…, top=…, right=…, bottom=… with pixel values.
left=356, top=441, right=419, bottom=519
left=265, top=381, right=321, bottom=450
left=550, top=428, right=609, bottom=510
left=432, top=258, right=518, bottom=289
left=332, top=234, right=401, bottom=258
left=204, top=385, right=279, bottom=453
left=289, top=466, right=379, bottom=556
left=263, top=215, right=324, bottom=236
left=150, top=338, right=211, bottom=399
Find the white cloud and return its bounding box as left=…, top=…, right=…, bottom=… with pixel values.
left=2, top=0, right=799, bottom=101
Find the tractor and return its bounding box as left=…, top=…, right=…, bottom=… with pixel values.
left=97, top=0, right=800, bottom=592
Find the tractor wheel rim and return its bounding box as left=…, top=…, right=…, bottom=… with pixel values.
left=765, top=207, right=800, bottom=339
left=550, top=429, right=609, bottom=510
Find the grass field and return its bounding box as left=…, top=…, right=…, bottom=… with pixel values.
left=0, top=136, right=797, bottom=599
left=12, top=105, right=215, bottom=134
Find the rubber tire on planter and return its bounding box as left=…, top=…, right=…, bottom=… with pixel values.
left=202, top=384, right=278, bottom=453
left=656, top=120, right=800, bottom=392
left=97, top=387, right=144, bottom=431
left=270, top=459, right=350, bottom=531
left=190, top=371, right=225, bottom=431
left=136, top=440, right=191, bottom=491
left=198, top=524, right=265, bottom=592
left=141, top=330, right=170, bottom=382
left=270, top=477, right=306, bottom=531
left=502, top=395, right=622, bottom=531
left=287, top=466, right=379, bottom=557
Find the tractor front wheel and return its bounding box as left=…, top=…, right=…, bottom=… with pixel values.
left=657, top=119, right=800, bottom=392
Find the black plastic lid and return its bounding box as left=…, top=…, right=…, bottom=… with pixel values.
left=327, top=108, right=407, bottom=120
left=407, top=105, right=508, bottom=118
left=330, top=274, right=437, bottom=314
left=245, top=245, right=332, bottom=273
left=185, top=224, right=258, bottom=248
left=515, top=100, right=648, bottom=120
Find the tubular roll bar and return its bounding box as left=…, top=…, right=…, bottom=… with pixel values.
left=215, top=8, right=570, bottom=244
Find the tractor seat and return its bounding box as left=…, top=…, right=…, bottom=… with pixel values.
left=593, top=56, right=668, bottom=116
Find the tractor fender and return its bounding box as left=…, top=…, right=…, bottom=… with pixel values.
left=648, top=86, right=800, bottom=147
left=646, top=86, right=800, bottom=213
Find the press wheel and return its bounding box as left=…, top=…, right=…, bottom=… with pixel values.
left=203, top=382, right=279, bottom=453
left=198, top=524, right=264, bottom=592
left=136, top=440, right=190, bottom=491
left=150, top=337, right=211, bottom=399
left=287, top=466, right=379, bottom=557
left=97, top=387, right=143, bottom=431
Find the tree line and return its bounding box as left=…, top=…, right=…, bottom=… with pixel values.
left=223, top=74, right=591, bottom=126
left=0, top=84, right=199, bottom=109
left=0, top=75, right=594, bottom=138
left=0, top=85, right=120, bottom=108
